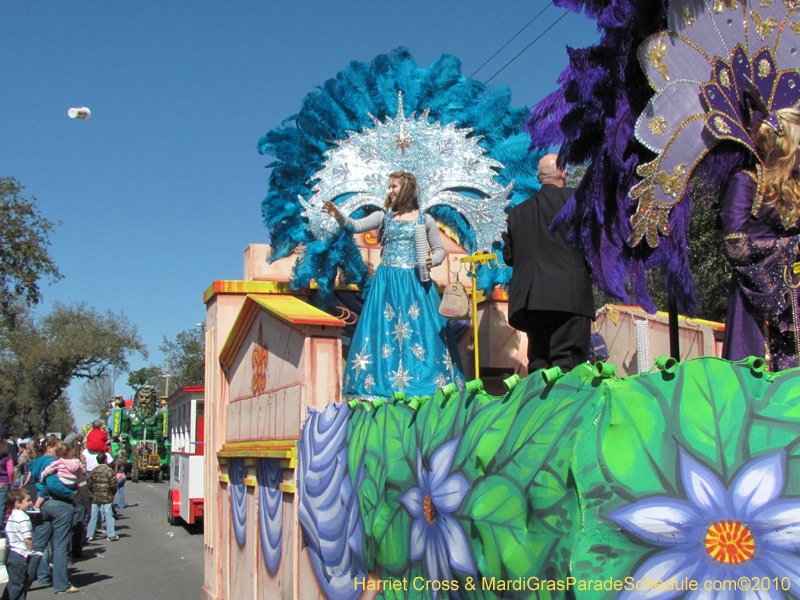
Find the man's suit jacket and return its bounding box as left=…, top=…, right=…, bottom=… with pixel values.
left=502, top=184, right=594, bottom=330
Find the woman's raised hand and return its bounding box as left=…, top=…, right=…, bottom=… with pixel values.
left=322, top=200, right=340, bottom=218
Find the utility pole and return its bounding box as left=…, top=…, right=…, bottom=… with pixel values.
left=163, top=358, right=171, bottom=396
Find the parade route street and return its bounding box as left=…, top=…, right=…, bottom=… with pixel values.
left=2, top=480, right=204, bottom=600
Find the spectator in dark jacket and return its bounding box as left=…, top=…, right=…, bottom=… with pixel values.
left=86, top=453, right=118, bottom=542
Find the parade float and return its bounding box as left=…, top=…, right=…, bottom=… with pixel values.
left=201, top=8, right=800, bottom=596
left=119, top=385, right=170, bottom=483
left=166, top=385, right=205, bottom=525
left=107, top=395, right=131, bottom=458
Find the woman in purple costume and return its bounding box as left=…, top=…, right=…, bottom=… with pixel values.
left=721, top=108, right=800, bottom=370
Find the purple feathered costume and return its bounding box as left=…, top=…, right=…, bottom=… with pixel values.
left=527, top=0, right=800, bottom=369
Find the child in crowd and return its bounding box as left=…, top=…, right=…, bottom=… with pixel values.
left=86, top=452, right=118, bottom=542
left=2, top=488, right=41, bottom=600
left=13, top=442, right=35, bottom=488
left=85, top=421, right=109, bottom=453
left=115, top=450, right=128, bottom=509
left=32, top=444, right=83, bottom=511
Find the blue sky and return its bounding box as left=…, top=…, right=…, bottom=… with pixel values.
left=1, top=1, right=599, bottom=428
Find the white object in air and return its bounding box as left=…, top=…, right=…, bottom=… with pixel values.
left=414, top=224, right=430, bottom=282
left=68, top=107, right=91, bottom=120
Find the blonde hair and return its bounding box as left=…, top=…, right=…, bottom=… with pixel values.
left=752, top=107, right=800, bottom=225
left=384, top=172, right=419, bottom=212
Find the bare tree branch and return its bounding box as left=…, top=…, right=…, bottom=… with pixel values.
left=79, top=371, right=118, bottom=421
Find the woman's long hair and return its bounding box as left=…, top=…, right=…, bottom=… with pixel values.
left=384, top=172, right=419, bottom=212
left=752, top=107, right=800, bottom=226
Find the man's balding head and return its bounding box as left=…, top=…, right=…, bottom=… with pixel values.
left=537, top=154, right=567, bottom=187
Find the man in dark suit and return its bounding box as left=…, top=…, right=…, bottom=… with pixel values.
left=502, top=154, right=594, bottom=373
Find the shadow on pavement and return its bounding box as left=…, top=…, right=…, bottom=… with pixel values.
left=69, top=570, right=114, bottom=588
left=178, top=521, right=204, bottom=536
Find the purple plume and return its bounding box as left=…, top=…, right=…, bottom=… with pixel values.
left=527, top=0, right=727, bottom=312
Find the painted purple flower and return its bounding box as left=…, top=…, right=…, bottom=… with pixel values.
left=401, top=437, right=476, bottom=595
left=607, top=447, right=800, bottom=600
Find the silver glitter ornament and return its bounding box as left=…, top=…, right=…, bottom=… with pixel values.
left=298, top=92, right=513, bottom=251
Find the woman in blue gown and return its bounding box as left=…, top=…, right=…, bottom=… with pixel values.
left=323, top=171, right=465, bottom=399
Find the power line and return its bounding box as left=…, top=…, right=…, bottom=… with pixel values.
left=468, top=3, right=554, bottom=79
left=484, top=9, right=571, bottom=84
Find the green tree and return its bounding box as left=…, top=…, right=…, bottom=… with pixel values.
left=49, top=394, right=76, bottom=437
left=127, top=366, right=163, bottom=389
left=0, top=302, right=146, bottom=437
left=160, top=324, right=205, bottom=394
left=0, top=177, right=62, bottom=324
left=126, top=365, right=166, bottom=396
left=647, top=179, right=730, bottom=322
left=566, top=163, right=587, bottom=189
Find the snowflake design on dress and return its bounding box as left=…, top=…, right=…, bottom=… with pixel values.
left=407, top=302, right=420, bottom=320
left=351, top=344, right=372, bottom=380
left=433, top=373, right=448, bottom=388
left=382, top=344, right=395, bottom=359
left=384, top=303, right=395, bottom=323
left=392, top=315, right=412, bottom=351
left=363, top=374, right=375, bottom=394
left=455, top=376, right=464, bottom=391
left=389, top=359, right=412, bottom=392
left=442, top=350, right=456, bottom=380
left=411, top=343, right=426, bottom=361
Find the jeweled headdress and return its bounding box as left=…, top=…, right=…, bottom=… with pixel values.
left=299, top=92, right=513, bottom=252
left=259, top=49, right=542, bottom=305
left=629, top=0, right=800, bottom=247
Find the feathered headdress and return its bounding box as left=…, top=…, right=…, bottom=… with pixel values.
left=258, top=48, right=543, bottom=305
left=527, top=0, right=800, bottom=314
left=630, top=0, right=800, bottom=247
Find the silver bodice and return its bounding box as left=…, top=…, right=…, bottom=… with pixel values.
left=381, top=211, right=425, bottom=269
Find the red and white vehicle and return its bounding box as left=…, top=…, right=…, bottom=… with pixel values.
left=166, top=385, right=205, bottom=525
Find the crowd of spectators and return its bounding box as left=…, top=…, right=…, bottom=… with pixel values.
left=1, top=424, right=129, bottom=597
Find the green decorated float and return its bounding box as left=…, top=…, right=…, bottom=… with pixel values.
left=118, top=385, right=170, bottom=483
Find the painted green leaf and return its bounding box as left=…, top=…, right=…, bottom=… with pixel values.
left=366, top=403, right=416, bottom=491
left=415, top=388, right=459, bottom=458
left=530, top=468, right=565, bottom=512
left=461, top=474, right=555, bottom=581
left=569, top=529, right=647, bottom=600
left=453, top=393, right=518, bottom=478
left=749, top=369, right=800, bottom=494
left=599, top=384, right=672, bottom=495
left=358, top=452, right=384, bottom=540
left=676, top=360, right=748, bottom=479
left=495, top=390, right=596, bottom=485
left=348, top=407, right=373, bottom=485
left=372, top=493, right=411, bottom=575
left=573, top=417, right=661, bottom=599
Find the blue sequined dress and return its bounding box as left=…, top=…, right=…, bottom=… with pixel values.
left=341, top=210, right=464, bottom=399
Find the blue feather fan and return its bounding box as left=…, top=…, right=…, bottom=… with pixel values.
left=258, top=47, right=543, bottom=306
